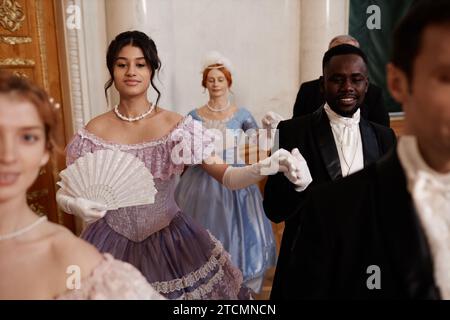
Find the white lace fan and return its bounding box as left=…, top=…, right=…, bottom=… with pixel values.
left=57, top=149, right=157, bottom=210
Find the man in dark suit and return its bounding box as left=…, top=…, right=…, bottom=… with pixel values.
left=263, top=44, right=397, bottom=299
left=292, top=35, right=390, bottom=127
left=286, top=0, right=450, bottom=299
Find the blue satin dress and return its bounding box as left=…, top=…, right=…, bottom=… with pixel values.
left=174, top=108, right=277, bottom=293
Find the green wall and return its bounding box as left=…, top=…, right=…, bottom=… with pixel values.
left=349, top=0, right=415, bottom=113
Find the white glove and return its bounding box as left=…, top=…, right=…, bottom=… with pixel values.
left=56, top=189, right=107, bottom=224
left=261, top=111, right=284, bottom=129
left=222, top=148, right=296, bottom=190
left=279, top=148, right=313, bottom=192
left=257, top=148, right=293, bottom=175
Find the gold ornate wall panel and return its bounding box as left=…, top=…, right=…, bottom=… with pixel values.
left=0, top=0, right=40, bottom=83
left=0, top=0, right=75, bottom=232
left=0, top=0, right=28, bottom=34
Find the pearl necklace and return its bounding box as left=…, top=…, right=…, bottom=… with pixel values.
left=114, top=103, right=154, bottom=122
left=206, top=100, right=230, bottom=112
left=0, top=216, right=47, bottom=241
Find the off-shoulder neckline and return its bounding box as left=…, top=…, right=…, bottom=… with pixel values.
left=78, top=115, right=192, bottom=149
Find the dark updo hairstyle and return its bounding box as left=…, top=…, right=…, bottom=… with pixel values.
left=0, top=71, right=62, bottom=154
left=104, top=30, right=162, bottom=107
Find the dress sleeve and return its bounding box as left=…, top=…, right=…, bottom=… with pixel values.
left=240, top=108, right=260, bottom=131
left=56, top=254, right=165, bottom=300
left=65, top=131, right=102, bottom=166
left=187, top=109, right=198, bottom=119
left=170, top=115, right=217, bottom=165
left=65, top=133, right=85, bottom=166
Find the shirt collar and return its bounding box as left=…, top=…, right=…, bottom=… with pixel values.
left=324, top=103, right=360, bottom=127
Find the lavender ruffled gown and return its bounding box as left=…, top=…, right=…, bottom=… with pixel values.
left=65, top=116, right=249, bottom=300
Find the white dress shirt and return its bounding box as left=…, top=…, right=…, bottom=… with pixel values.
left=398, top=135, right=450, bottom=299
left=324, top=104, right=364, bottom=177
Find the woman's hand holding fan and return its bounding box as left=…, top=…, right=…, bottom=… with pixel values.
left=56, top=149, right=158, bottom=222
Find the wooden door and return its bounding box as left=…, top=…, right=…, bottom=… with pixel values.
left=0, top=0, right=75, bottom=231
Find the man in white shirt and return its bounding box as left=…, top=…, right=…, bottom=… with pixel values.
left=286, top=0, right=450, bottom=299
left=264, top=44, right=397, bottom=299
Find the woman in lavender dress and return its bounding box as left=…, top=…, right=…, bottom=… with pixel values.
left=175, top=52, right=277, bottom=294
left=56, top=31, right=302, bottom=299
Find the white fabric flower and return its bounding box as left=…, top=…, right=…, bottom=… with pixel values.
left=201, top=51, right=233, bottom=73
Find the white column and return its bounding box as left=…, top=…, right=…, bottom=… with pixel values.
left=104, top=0, right=151, bottom=39
left=299, top=0, right=349, bottom=83
left=104, top=0, right=176, bottom=110
left=81, top=0, right=109, bottom=118
left=59, top=0, right=109, bottom=130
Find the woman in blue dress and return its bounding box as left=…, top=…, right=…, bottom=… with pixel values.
left=175, top=52, right=277, bottom=294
